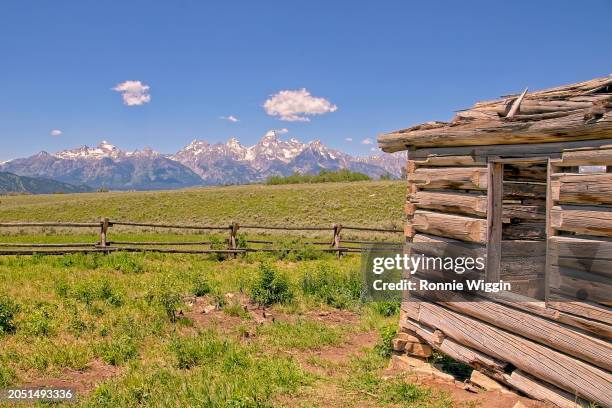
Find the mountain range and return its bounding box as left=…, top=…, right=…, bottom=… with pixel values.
left=0, top=132, right=406, bottom=191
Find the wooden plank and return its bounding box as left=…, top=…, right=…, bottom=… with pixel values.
left=431, top=295, right=612, bottom=372
left=407, top=167, right=488, bottom=190
left=504, top=371, right=590, bottom=408
left=413, top=300, right=612, bottom=407
left=547, top=295, right=612, bottom=326
left=551, top=205, right=612, bottom=237
left=411, top=210, right=487, bottom=243
left=501, top=257, right=545, bottom=277
left=411, top=233, right=486, bottom=260
left=501, top=240, right=547, bottom=257
left=502, top=222, right=546, bottom=240
left=504, top=163, right=547, bottom=182
left=411, top=191, right=487, bottom=217
left=488, top=292, right=612, bottom=340
left=549, top=236, right=612, bottom=278
left=413, top=155, right=486, bottom=167
left=559, top=148, right=612, bottom=166
left=503, top=204, right=546, bottom=221
left=408, top=139, right=612, bottom=160
left=487, top=162, right=503, bottom=282
left=400, top=317, right=508, bottom=373
left=378, top=111, right=612, bottom=152
left=503, top=181, right=547, bottom=199
left=549, top=266, right=612, bottom=306
left=551, top=173, right=612, bottom=204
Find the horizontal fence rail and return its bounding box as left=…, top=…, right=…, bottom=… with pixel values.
left=0, top=219, right=403, bottom=256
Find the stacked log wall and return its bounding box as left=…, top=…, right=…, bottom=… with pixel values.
left=400, top=146, right=612, bottom=408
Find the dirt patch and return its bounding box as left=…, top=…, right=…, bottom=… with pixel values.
left=21, top=359, right=119, bottom=396
left=384, top=365, right=552, bottom=408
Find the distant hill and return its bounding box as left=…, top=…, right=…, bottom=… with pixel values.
left=0, top=172, right=92, bottom=195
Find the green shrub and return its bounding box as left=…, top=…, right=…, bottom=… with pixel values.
left=22, top=304, right=55, bottom=336
left=300, top=263, right=361, bottom=309
left=0, top=296, right=19, bottom=335
left=146, top=278, right=183, bottom=322
left=250, top=263, right=293, bottom=306
left=372, top=301, right=400, bottom=317
left=97, top=335, right=138, bottom=365
left=169, top=331, right=229, bottom=369
left=375, top=324, right=397, bottom=358
left=191, top=274, right=212, bottom=297
left=0, top=362, right=16, bottom=387
left=209, top=236, right=228, bottom=261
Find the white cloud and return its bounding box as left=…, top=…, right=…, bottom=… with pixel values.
left=361, top=138, right=373, bottom=145
left=220, top=115, right=239, bottom=122
left=344, top=137, right=353, bottom=142
left=50, top=129, right=62, bottom=136
left=370, top=147, right=379, bottom=152
left=263, top=128, right=289, bottom=138
left=263, top=88, right=337, bottom=121
left=112, top=80, right=151, bottom=106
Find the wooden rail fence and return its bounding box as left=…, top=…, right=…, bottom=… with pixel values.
left=0, top=219, right=403, bottom=256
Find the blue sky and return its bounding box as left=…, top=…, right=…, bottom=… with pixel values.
left=1, top=0, right=610, bottom=161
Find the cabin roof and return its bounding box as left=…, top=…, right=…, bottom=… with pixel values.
left=378, top=76, right=612, bottom=153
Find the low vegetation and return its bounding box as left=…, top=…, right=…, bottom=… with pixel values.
left=266, top=169, right=371, bottom=185
left=0, top=249, right=456, bottom=407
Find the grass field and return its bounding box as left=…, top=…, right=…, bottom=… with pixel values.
left=0, top=251, right=461, bottom=407
left=0, top=181, right=405, bottom=229
left=0, top=181, right=479, bottom=407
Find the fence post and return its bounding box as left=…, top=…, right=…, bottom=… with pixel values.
left=99, top=217, right=109, bottom=251
left=332, top=224, right=343, bottom=257
left=228, top=222, right=239, bottom=257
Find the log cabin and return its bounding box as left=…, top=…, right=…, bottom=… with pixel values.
left=377, top=76, right=612, bottom=407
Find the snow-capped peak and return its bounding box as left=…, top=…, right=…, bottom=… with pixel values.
left=53, top=140, right=127, bottom=160
left=226, top=137, right=243, bottom=150
left=98, top=140, right=117, bottom=151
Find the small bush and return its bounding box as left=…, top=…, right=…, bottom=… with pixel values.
left=97, top=335, right=138, bottom=365
left=191, top=275, right=212, bottom=297
left=223, top=302, right=249, bottom=319
left=169, top=331, right=229, bottom=369
left=375, top=324, right=397, bottom=358
left=300, top=263, right=361, bottom=309
left=250, top=263, right=293, bottom=306
left=146, top=278, right=183, bottom=322
left=0, top=362, right=16, bottom=388
left=22, top=304, right=55, bottom=336
left=372, top=301, right=400, bottom=317
left=0, top=296, right=19, bottom=335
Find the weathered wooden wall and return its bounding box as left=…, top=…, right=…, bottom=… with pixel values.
left=399, top=145, right=612, bottom=408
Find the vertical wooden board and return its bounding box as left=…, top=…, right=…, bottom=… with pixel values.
left=486, top=162, right=503, bottom=282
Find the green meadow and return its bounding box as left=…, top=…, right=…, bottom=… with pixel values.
left=0, top=181, right=463, bottom=407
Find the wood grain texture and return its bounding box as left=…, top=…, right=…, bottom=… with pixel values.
left=551, top=205, right=612, bottom=237
left=551, top=173, right=612, bottom=204
left=411, top=190, right=487, bottom=217
left=413, top=301, right=612, bottom=407
left=407, top=167, right=488, bottom=190
left=411, top=210, right=487, bottom=243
